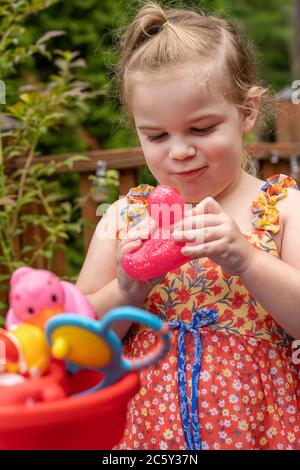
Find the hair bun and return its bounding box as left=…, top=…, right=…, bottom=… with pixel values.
left=121, top=2, right=168, bottom=52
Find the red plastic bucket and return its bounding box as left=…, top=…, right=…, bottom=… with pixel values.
left=0, top=365, right=140, bottom=450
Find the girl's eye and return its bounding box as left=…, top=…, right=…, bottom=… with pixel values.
left=147, top=133, right=167, bottom=142
left=146, top=126, right=216, bottom=142
left=191, top=125, right=216, bottom=134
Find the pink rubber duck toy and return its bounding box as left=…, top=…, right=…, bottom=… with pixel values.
left=122, top=185, right=193, bottom=281
left=5, top=267, right=96, bottom=330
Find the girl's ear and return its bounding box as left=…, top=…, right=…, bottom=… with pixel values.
left=241, top=86, right=262, bottom=135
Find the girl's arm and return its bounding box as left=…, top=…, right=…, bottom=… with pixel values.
left=239, top=189, right=300, bottom=339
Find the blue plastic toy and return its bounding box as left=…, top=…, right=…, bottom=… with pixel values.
left=45, top=306, right=172, bottom=395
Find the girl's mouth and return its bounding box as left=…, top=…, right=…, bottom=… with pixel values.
left=173, top=166, right=207, bottom=179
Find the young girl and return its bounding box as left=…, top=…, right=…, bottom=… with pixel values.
left=76, top=2, right=300, bottom=450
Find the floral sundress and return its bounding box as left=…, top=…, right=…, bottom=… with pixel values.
left=116, top=174, right=300, bottom=450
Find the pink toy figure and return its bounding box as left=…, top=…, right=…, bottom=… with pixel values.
left=122, top=185, right=193, bottom=281
left=5, top=267, right=96, bottom=330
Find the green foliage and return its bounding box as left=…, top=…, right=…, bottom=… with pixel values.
left=0, top=0, right=60, bottom=78
left=0, top=0, right=96, bottom=315
left=23, top=0, right=139, bottom=153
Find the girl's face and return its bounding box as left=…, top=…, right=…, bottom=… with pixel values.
left=131, top=67, right=250, bottom=203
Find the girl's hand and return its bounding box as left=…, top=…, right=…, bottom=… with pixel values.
left=172, top=197, right=255, bottom=276
left=116, top=220, right=164, bottom=304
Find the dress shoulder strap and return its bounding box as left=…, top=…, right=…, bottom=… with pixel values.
left=251, top=173, right=299, bottom=234
left=116, top=184, right=155, bottom=240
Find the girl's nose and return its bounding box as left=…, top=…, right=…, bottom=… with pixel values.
left=169, top=141, right=196, bottom=160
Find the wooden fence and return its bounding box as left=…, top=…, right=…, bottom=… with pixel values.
left=5, top=142, right=300, bottom=277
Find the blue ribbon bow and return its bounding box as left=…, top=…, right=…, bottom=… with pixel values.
left=169, top=308, right=218, bottom=450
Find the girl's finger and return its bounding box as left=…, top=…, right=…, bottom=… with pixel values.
left=173, top=225, right=223, bottom=244
left=194, top=196, right=224, bottom=215
left=172, top=213, right=222, bottom=232
left=182, top=197, right=223, bottom=218
left=117, top=236, right=135, bottom=251
left=181, top=238, right=220, bottom=257
left=117, top=239, right=142, bottom=263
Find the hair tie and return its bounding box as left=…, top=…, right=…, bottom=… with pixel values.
left=162, top=20, right=170, bottom=29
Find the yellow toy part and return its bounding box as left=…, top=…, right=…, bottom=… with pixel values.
left=50, top=326, right=112, bottom=368
left=5, top=361, right=20, bottom=374
left=11, top=323, right=51, bottom=375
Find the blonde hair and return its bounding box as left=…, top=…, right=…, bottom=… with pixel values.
left=116, top=1, right=268, bottom=176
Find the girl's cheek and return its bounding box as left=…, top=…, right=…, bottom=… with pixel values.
left=145, top=149, right=163, bottom=165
